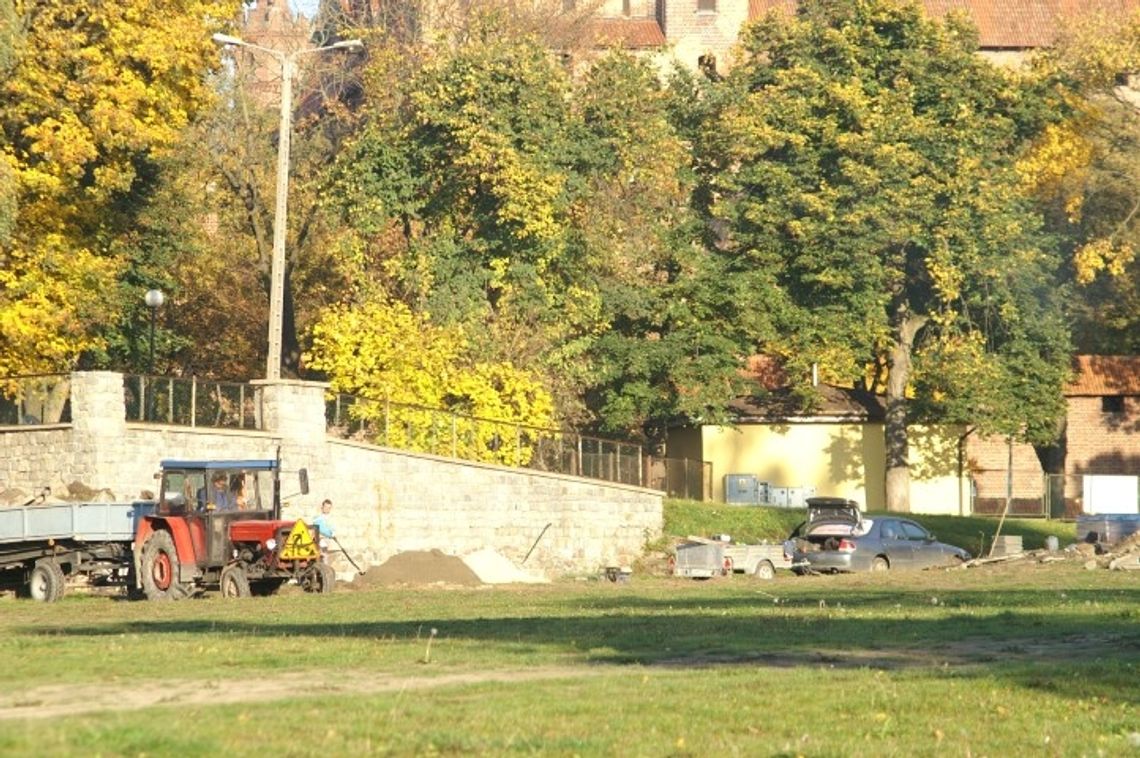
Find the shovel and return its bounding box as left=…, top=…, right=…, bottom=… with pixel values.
left=331, top=535, right=366, bottom=575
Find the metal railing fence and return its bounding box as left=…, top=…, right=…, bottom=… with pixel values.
left=124, top=375, right=262, bottom=429
left=648, top=457, right=713, bottom=501
left=326, top=393, right=646, bottom=487
left=0, top=374, right=72, bottom=426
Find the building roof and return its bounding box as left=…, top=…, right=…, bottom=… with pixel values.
left=588, top=17, right=668, bottom=49
left=729, top=384, right=886, bottom=422
left=1066, top=355, right=1140, bottom=396
left=748, top=0, right=1140, bottom=49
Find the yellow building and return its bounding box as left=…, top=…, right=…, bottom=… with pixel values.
left=667, top=384, right=971, bottom=515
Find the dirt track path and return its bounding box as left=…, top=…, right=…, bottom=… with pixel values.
left=0, top=667, right=603, bottom=721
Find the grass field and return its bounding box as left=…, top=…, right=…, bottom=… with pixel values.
left=0, top=504, right=1135, bottom=756
left=1, top=562, right=1137, bottom=756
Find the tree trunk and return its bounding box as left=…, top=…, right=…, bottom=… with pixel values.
left=884, top=310, right=927, bottom=513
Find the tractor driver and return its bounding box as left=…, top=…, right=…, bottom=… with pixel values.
left=197, top=472, right=235, bottom=511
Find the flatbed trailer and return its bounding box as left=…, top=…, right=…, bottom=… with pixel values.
left=0, top=501, right=154, bottom=601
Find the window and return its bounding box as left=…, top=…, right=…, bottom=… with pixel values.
left=900, top=521, right=930, bottom=541
left=1102, top=396, right=1125, bottom=414
left=622, top=0, right=630, bottom=15
left=697, top=0, right=716, bottom=11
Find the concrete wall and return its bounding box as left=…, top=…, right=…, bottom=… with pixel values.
left=0, top=372, right=662, bottom=577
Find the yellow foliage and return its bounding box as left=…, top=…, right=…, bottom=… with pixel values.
left=1016, top=120, right=1094, bottom=219
left=0, top=237, right=122, bottom=376
left=303, top=297, right=556, bottom=464
left=1073, top=238, right=1136, bottom=285
left=0, top=0, right=240, bottom=375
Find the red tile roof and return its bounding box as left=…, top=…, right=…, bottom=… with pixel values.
left=1066, top=355, right=1140, bottom=396
left=589, top=18, right=667, bottom=49
left=748, top=0, right=1140, bottom=49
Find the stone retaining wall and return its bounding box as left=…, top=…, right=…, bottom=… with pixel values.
left=0, top=372, right=663, bottom=576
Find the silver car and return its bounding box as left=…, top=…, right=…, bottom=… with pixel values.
left=785, top=497, right=971, bottom=573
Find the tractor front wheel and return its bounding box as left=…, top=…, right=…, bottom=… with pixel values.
left=140, top=531, right=192, bottom=601
left=219, top=564, right=251, bottom=598
left=301, top=563, right=336, bottom=594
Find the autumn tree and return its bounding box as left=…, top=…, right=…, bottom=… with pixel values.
left=0, top=0, right=240, bottom=376
left=1027, top=7, right=1140, bottom=353
left=703, top=0, right=1070, bottom=510
left=323, top=17, right=747, bottom=437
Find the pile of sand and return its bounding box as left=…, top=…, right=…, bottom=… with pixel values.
left=345, top=548, right=548, bottom=588
left=462, top=548, right=549, bottom=584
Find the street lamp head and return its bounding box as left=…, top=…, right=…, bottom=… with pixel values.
left=145, top=289, right=165, bottom=309
left=212, top=33, right=245, bottom=46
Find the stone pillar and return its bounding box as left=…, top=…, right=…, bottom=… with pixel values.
left=69, top=371, right=129, bottom=492
left=253, top=379, right=330, bottom=508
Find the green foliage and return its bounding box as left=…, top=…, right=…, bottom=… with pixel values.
left=325, top=23, right=747, bottom=438
left=701, top=0, right=1070, bottom=458
left=1027, top=9, right=1140, bottom=353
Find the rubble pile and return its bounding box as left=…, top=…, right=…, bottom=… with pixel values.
left=962, top=532, right=1140, bottom=572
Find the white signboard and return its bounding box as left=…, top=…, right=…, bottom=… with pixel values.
left=1083, top=475, right=1140, bottom=515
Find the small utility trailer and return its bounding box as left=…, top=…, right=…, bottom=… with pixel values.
left=723, top=543, right=790, bottom=580
left=671, top=536, right=790, bottom=581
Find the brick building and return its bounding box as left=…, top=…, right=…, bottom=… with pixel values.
left=968, top=355, right=1140, bottom=517
left=589, top=0, right=1140, bottom=73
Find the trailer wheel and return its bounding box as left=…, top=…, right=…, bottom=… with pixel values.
left=28, top=562, right=66, bottom=602
left=141, top=531, right=191, bottom=600
left=219, top=565, right=251, bottom=598
left=753, top=560, right=776, bottom=581
left=302, top=563, right=335, bottom=594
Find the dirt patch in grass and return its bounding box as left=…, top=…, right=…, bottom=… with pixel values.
left=653, top=632, right=1133, bottom=671
left=0, top=666, right=603, bottom=721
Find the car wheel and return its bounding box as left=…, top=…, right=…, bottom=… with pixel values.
left=870, top=556, right=890, bottom=572
left=754, top=560, right=776, bottom=581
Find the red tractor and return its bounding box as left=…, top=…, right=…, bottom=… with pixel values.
left=134, top=459, right=334, bottom=599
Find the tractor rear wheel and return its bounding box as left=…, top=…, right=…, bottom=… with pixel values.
left=28, top=562, right=66, bottom=602
left=219, top=564, right=251, bottom=598
left=140, top=531, right=192, bottom=600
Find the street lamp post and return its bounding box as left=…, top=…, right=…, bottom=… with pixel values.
left=144, top=288, right=164, bottom=422
left=212, top=33, right=363, bottom=381
left=145, top=289, right=164, bottom=375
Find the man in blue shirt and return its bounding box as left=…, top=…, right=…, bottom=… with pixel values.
left=198, top=472, right=234, bottom=511
left=313, top=499, right=335, bottom=538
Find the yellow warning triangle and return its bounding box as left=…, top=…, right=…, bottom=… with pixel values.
left=279, top=520, right=319, bottom=561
